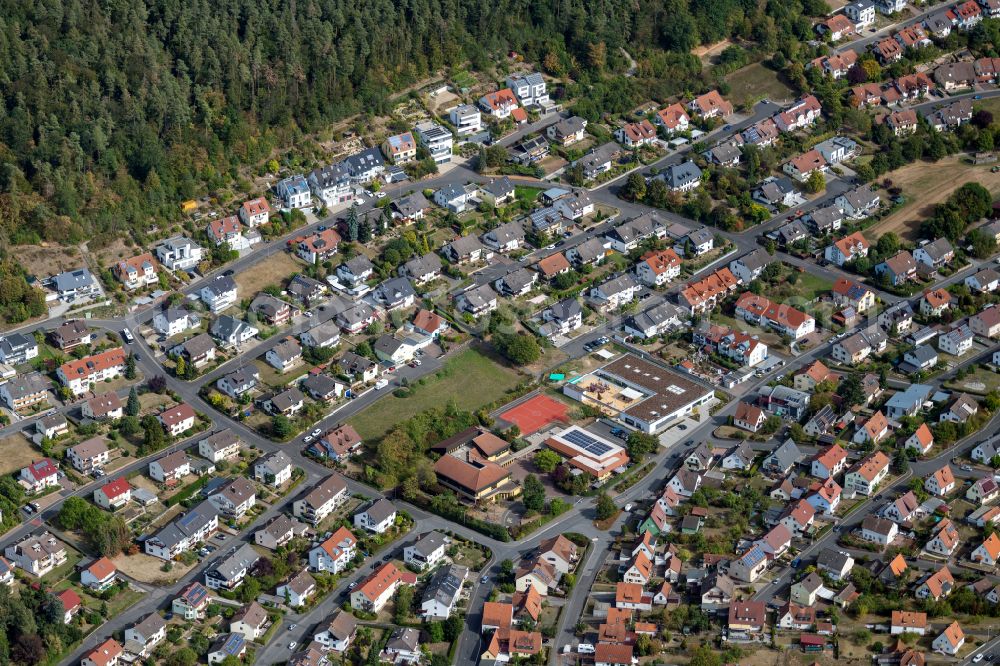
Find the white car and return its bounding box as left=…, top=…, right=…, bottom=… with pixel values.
left=974, top=655, right=984, bottom=663
left=374, top=378, right=389, bottom=390
left=289, top=642, right=297, bottom=651
left=303, top=435, right=313, bottom=444
left=376, top=191, right=387, bottom=199
left=311, top=428, right=322, bottom=437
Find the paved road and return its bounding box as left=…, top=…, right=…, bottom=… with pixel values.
left=834, top=0, right=955, bottom=56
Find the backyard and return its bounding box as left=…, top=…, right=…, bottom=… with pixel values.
left=0, top=433, right=41, bottom=475
left=348, top=347, right=523, bottom=440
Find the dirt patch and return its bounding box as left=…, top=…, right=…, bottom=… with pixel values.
left=112, top=552, right=196, bottom=584
left=427, top=89, right=460, bottom=115
left=139, top=393, right=174, bottom=416
left=867, top=156, right=1000, bottom=242
left=89, top=238, right=142, bottom=269
left=0, top=433, right=41, bottom=476
left=692, top=39, right=733, bottom=65
left=234, top=251, right=306, bottom=296
left=17, top=244, right=85, bottom=279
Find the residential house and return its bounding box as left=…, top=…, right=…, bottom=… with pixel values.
left=230, top=602, right=270, bottom=640
left=277, top=569, right=316, bottom=608
left=836, top=185, right=881, bottom=219
left=616, top=119, right=658, bottom=148
left=354, top=499, right=397, bottom=534
left=971, top=307, right=1000, bottom=338
left=254, top=450, right=293, bottom=487
left=939, top=325, right=974, bottom=356
left=844, top=449, right=890, bottom=495
left=932, top=622, right=965, bottom=656
left=824, top=231, right=870, bottom=266
left=155, top=236, right=203, bottom=271
left=4, top=532, right=67, bottom=577
left=94, top=478, right=131, bottom=511
left=81, top=557, right=118, bottom=591
left=313, top=611, right=358, bottom=653
left=254, top=514, right=301, bottom=551
left=67, top=437, right=109, bottom=474
left=0, top=372, right=49, bottom=411
left=173, top=582, right=210, bottom=620
left=205, top=543, right=260, bottom=591
left=207, top=477, right=257, bottom=520
left=153, top=307, right=200, bottom=338
left=350, top=563, right=415, bottom=613
left=812, top=443, right=848, bottom=480
left=861, top=515, right=899, bottom=546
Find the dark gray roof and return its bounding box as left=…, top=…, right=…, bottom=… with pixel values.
left=270, top=387, right=305, bottom=413
left=766, top=439, right=803, bottom=470
left=336, top=302, right=375, bottom=327
left=268, top=337, right=302, bottom=363
left=342, top=254, right=374, bottom=276
left=483, top=221, right=526, bottom=245
left=547, top=298, right=582, bottom=322
left=3, top=372, right=49, bottom=400
left=203, top=275, right=237, bottom=297
left=444, top=234, right=487, bottom=259
left=210, top=543, right=260, bottom=583
left=374, top=334, right=406, bottom=356
left=661, top=160, right=703, bottom=189
left=249, top=293, right=288, bottom=318
left=393, top=192, right=431, bottom=217
left=908, top=345, right=938, bottom=365
left=409, top=531, right=448, bottom=557
left=571, top=237, right=607, bottom=263
left=817, top=548, right=852, bottom=572
left=401, top=253, right=442, bottom=278
left=422, top=563, right=468, bottom=610
left=498, top=267, right=536, bottom=294
left=302, top=373, right=342, bottom=398
left=52, top=268, right=96, bottom=292
left=220, top=366, right=259, bottom=388
left=482, top=177, right=515, bottom=198
left=362, top=498, right=396, bottom=523
left=375, top=277, right=416, bottom=305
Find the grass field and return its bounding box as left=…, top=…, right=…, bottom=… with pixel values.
left=514, top=186, right=544, bottom=208
left=112, top=552, right=196, bottom=584
left=867, top=156, right=1000, bottom=242
left=0, top=433, right=40, bottom=476
left=235, top=251, right=305, bottom=296
left=944, top=367, right=1000, bottom=395
left=348, top=347, right=522, bottom=441
left=723, top=62, right=795, bottom=108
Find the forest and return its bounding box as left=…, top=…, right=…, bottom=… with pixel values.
left=0, top=0, right=827, bottom=249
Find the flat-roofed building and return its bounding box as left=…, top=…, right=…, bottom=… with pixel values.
left=563, top=353, right=714, bottom=433
left=543, top=425, right=630, bottom=481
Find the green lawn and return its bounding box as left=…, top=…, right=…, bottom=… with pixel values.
left=514, top=186, right=544, bottom=208
left=348, top=348, right=522, bottom=441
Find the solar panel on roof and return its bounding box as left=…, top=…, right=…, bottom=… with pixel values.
left=562, top=429, right=597, bottom=448
left=561, top=429, right=614, bottom=457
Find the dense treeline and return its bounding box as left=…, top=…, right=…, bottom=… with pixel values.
left=0, top=0, right=826, bottom=247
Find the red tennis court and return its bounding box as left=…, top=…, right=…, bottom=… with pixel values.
left=500, top=394, right=569, bottom=435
